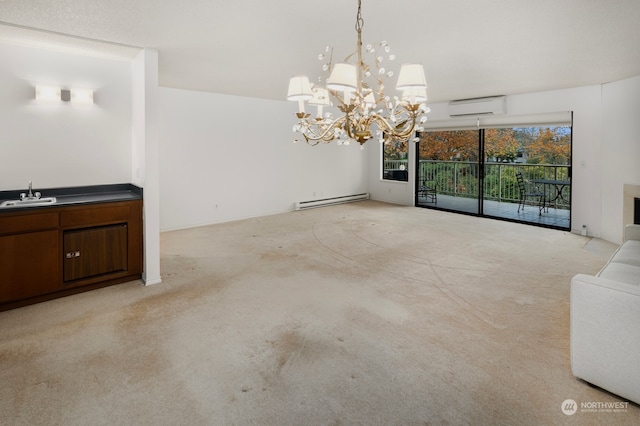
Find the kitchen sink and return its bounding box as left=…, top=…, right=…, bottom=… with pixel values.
left=0, top=197, right=57, bottom=208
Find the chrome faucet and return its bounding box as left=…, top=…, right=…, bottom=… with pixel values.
left=20, top=181, right=41, bottom=200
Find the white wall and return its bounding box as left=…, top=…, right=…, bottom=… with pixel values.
left=601, top=75, right=640, bottom=243
left=0, top=43, right=132, bottom=190
left=158, top=87, right=368, bottom=231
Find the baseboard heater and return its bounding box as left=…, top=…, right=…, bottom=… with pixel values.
left=295, top=193, right=369, bottom=210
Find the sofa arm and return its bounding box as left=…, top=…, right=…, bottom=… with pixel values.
left=624, top=224, right=640, bottom=241
left=570, top=274, right=640, bottom=404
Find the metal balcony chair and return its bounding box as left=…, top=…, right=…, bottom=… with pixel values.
left=516, top=171, right=545, bottom=214
left=418, top=179, right=437, bottom=203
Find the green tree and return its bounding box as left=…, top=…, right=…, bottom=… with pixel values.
left=383, top=140, right=408, bottom=160
left=527, top=127, right=571, bottom=164
left=485, top=128, right=519, bottom=162
left=418, top=130, right=478, bottom=161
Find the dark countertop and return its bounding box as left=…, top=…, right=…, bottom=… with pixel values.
left=0, top=183, right=143, bottom=212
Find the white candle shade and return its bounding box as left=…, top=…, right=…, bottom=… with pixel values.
left=396, top=64, right=427, bottom=90
left=327, top=63, right=357, bottom=92
left=287, top=76, right=314, bottom=101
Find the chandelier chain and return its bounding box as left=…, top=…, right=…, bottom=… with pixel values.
left=355, top=0, right=364, bottom=33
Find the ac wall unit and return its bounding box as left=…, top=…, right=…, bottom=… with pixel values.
left=448, top=96, right=506, bottom=117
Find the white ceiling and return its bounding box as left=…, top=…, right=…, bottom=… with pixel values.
left=1, top=0, right=640, bottom=103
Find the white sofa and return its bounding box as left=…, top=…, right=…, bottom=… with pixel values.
left=571, top=224, right=640, bottom=404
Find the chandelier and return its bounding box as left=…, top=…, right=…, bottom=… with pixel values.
left=287, top=0, right=429, bottom=148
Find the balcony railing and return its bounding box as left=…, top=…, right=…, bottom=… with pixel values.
left=384, top=160, right=571, bottom=210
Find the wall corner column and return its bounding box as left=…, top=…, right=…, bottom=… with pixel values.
left=132, top=48, right=162, bottom=285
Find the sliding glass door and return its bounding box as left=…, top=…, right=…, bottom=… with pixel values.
left=416, top=123, right=572, bottom=230
left=416, top=129, right=482, bottom=214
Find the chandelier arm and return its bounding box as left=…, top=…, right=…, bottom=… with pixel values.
left=301, top=116, right=348, bottom=143
left=343, top=51, right=357, bottom=63
left=370, top=113, right=418, bottom=141
left=303, top=135, right=320, bottom=146
left=394, top=114, right=419, bottom=139
left=369, top=115, right=396, bottom=136
left=344, top=113, right=357, bottom=141
left=296, top=120, right=326, bottom=143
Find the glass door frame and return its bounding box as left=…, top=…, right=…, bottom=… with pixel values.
left=415, top=126, right=572, bottom=231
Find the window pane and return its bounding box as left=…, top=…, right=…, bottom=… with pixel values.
left=417, top=130, right=480, bottom=212
left=510, top=126, right=571, bottom=166
left=382, top=140, right=408, bottom=181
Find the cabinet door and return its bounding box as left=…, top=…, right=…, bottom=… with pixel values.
left=0, top=230, right=59, bottom=303
left=64, top=224, right=127, bottom=282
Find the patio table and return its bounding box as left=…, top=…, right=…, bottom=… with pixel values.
left=531, top=179, right=570, bottom=210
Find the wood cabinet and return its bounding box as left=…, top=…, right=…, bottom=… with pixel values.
left=63, top=224, right=128, bottom=282
left=0, top=230, right=59, bottom=303
left=0, top=200, right=142, bottom=310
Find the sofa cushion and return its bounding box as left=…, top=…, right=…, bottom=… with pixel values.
left=609, top=240, right=640, bottom=268
left=624, top=224, right=640, bottom=242
left=598, top=262, right=640, bottom=285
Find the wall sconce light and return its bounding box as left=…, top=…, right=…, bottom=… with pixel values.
left=34, top=85, right=94, bottom=104
left=70, top=88, right=94, bottom=104
left=35, top=85, right=62, bottom=101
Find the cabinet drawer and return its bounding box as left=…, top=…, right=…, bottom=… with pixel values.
left=61, top=205, right=130, bottom=228
left=63, top=224, right=128, bottom=282
left=0, top=212, right=59, bottom=235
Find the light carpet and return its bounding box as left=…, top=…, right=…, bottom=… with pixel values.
left=1, top=201, right=637, bottom=425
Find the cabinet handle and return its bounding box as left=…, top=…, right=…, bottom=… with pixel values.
left=65, top=251, right=81, bottom=259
